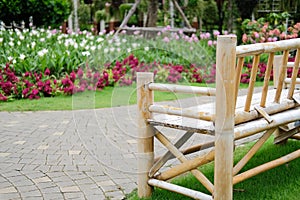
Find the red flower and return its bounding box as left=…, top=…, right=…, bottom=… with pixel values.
left=44, top=68, right=51, bottom=76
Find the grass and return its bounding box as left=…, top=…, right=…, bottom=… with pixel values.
left=0, top=81, right=268, bottom=112
left=127, top=138, right=300, bottom=200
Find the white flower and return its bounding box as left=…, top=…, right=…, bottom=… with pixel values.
left=66, top=50, right=70, bottom=56
left=144, top=47, right=150, bottom=51
left=0, top=38, right=3, bottom=43
left=127, top=48, right=131, bottom=53
left=104, top=48, right=109, bottom=53
left=17, top=41, right=21, bottom=46
left=40, top=38, right=45, bottom=42
left=82, top=51, right=90, bottom=56
left=74, top=43, right=78, bottom=49
left=97, top=45, right=102, bottom=50
left=31, top=41, right=36, bottom=48
left=12, top=59, right=16, bottom=64
left=132, top=43, right=137, bottom=48
left=19, top=54, right=26, bottom=60
left=117, top=48, right=121, bottom=52
left=122, top=39, right=127, bottom=43
left=90, top=46, right=96, bottom=51
left=110, top=47, right=115, bottom=52
left=8, top=41, right=14, bottom=47
left=108, top=40, right=113, bottom=44
left=115, top=42, right=121, bottom=46
left=8, top=56, right=13, bottom=61
left=97, top=37, right=104, bottom=43
left=37, top=49, right=48, bottom=57
left=19, top=35, right=25, bottom=40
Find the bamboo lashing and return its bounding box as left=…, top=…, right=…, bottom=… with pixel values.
left=234, top=57, right=245, bottom=108
left=155, top=131, right=214, bottom=193
left=274, top=50, right=289, bottom=103
left=287, top=49, right=300, bottom=99
left=148, top=179, right=213, bottom=200
left=233, top=128, right=275, bottom=176
left=233, top=149, right=300, bottom=185
left=236, top=38, right=300, bottom=57
left=148, top=83, right=216, bottom=96
left=260, top=53, right=274, bottom=107
left=245, top=55, right=260, bottom=112
left=150, top=131, right=194, bottom=177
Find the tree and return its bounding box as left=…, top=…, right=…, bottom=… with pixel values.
left=0, top=0, right=71, bottom=28
left=235, top=0, right=258, bottom=20
left=146, top=0, right=158, bottom=27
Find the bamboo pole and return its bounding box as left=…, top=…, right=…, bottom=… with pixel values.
left=152, top=141, right=215, bottom=168
left=233, top=128, right=275, bottom=176
left=150, top=131, right=194, bottom=177
left=234, top=57, right=245, bottom=108
left=260, top=53, right=274, bottom=107
left=233, top=149, right=300, bottom=185
left=148, top=105, right=214, bottom=121
left=148, top=83, right=216, bottom=96
left=155, top=131, right=214, bottom=193
left=275, top=50, right=289, bottom=103
left=137, top=72, right=155, bottom=198
left=245, top=54, right=260, bottom=112
left=273, top=55, right=283, bottom=88
left=214, top=35, right=236, bottom=200
left=288, top=49, right=300, bottom=99
left=155, top=150, right=215, bottom=182
left=235, top=99, right=297, bottom=125
left=236, top=38, right=300, bottom=57
left=148, top=179, right=213, bottom=200
left=234, top=107, right=300, bottom=140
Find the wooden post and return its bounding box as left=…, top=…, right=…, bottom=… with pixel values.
left=214, top=36, right=236, bottom=199
left=137, top=72, right=154, bottom=198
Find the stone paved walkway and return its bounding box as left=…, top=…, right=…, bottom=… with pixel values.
left=0, top=88, right=262, bottom=200
left=0, top=94, right=216, bottom=200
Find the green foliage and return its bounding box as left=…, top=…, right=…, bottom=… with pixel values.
left=95, top=9, right=106, bottom=23
left=78, top=3, right=91, bottom=30
left=202, top=0, right=218, bottom=27
left=0, top=0, right=71, bottom=28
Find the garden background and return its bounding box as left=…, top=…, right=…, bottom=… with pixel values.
left=0, top=0, right=300, bottom=104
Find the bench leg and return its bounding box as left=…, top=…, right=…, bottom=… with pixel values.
left=137, top=72, right=154, bottom=198
left=214, top=35, right=236, bottom=199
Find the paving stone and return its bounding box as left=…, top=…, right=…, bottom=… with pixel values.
left=0, top=186, right=18, bottom=194
left=32, top=176, right=52, bottom=184
left=0, top=152, right=11, bottom=157
left=60, top=185, right=81, bottom=193
left=63, top=192, right=85, bottom=199
left=21, top=190, right=42, bottom=197
left=13, top=140, right=26, bottom=145
left=37, top=145, right=49, bottom=150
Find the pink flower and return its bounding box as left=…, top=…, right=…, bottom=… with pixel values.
left=207, top=40, right=213, bottom=46
left=213, top=30, right=220, bottom=36
left=70, top=71, right=76, bottom=82
left=163, top=37, right=170, bottom=43
left=253, top=32, right=259, bottom=38
left=272, top=37, right=278, bottom=42
left=242, top=34, right=248, bottom=43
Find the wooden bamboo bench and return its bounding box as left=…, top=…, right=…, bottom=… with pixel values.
left=136, top=36, right=300, bottom=200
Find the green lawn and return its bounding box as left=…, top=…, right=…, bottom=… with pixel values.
left=0, top=82, right=268, bottom=112
left=127, top=138, right=300, bottom=200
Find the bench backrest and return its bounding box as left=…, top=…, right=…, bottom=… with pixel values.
left=217, top=36, right=300, bottom=126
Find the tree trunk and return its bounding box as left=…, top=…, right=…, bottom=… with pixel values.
left=146, top=0, right=158, bottom=27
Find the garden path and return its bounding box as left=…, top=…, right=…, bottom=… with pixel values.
left=0, top=88, right=262, bottom=200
